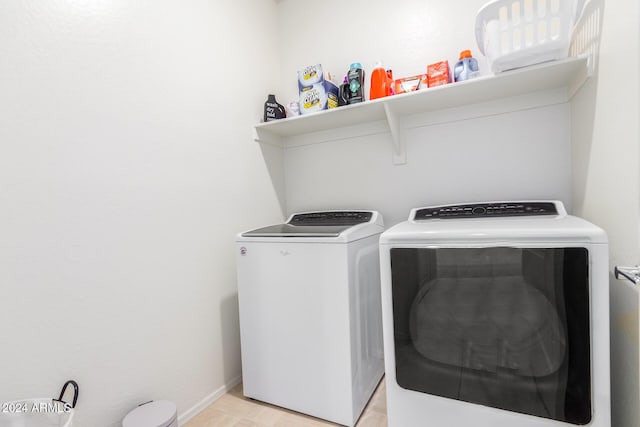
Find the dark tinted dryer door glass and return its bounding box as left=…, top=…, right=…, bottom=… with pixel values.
left=389, top=247, right=590, bottom=424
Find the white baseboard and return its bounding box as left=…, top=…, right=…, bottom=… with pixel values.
left=177, top=376, right=242, bottom=425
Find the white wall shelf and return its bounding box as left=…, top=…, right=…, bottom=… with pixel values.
left=254, top=55, right=591, bottom=165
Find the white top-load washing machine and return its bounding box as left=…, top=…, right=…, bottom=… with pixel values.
left=379, top=201, right=610, bottom=427
left=236, top=211, right=385, bottom=426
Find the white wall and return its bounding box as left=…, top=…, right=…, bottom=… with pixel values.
left=570, top=1, right=640, bottom=426
left=0, top=1, right=283, bottom=426
left=284, top=104, right=572, bottom=226
left=276, top=0, right=572, bottom=226
left=571, top=0, right=640, bottom=266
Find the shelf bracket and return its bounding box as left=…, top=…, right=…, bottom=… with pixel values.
left=383, top=103, right=406, bottom=165
left=254, top=127, right=284, bottom=148
left=567, top=53, right=593, bottom=99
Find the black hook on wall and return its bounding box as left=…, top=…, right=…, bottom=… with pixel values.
left=55, top=380, right=79, bottom=409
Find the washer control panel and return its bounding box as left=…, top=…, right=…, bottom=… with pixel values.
left=414, top=202, right=558, bottom=220
left=289, top=211, right=373, bottom=226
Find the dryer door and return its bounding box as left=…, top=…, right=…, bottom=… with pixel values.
left=389, top=247, right=591, bottom=425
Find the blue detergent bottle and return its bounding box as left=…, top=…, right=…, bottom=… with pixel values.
left=454, top=50, right=479, bottom=82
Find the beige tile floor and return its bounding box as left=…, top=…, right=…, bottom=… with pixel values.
left=184, top=378, right=387, bottom=427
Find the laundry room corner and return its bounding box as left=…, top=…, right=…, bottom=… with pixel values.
left=569, top=2, right=640, bottom=424
left=570, top=0, right=640, bottom=267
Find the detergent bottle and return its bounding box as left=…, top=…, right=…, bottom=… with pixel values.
left=344, top=63, right=365, bottom=104
left=263, top=94, right=286, bottom=122
left=370, top=61, right=388, bottom=100
left=454, top=50, right=480, bottom=82
left=338, top=76, right=349, bottom=107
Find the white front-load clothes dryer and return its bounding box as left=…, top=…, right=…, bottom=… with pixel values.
left=236, top=211, right=385, bottom=427
left=379, top=201, right=611, bottom=427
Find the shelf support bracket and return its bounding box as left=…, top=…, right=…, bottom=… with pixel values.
left=384, top=103, right=406, bottom=165
left=567, top=53, right=593, bottom=99
left=254, top=127, right=284, bottom=148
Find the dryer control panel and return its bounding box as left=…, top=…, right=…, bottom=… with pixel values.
left=414, top=202, right=558, bottom=220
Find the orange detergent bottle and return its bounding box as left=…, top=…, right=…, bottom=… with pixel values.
left=370, top=61, right=391, bottom=100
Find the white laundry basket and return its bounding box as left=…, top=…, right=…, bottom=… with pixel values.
left=0, top=381, right=78, bottom=427
left=475, top=0, right=587, bottom=73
